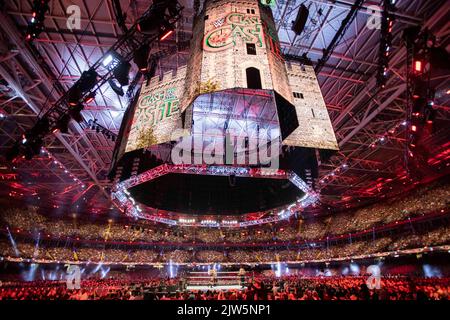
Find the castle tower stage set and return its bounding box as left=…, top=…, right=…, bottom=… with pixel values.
left=111, top=0, right=338, bottom=227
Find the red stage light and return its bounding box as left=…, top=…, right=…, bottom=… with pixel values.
left=84, top=94, right=95, bottom=104
left=411, top=125, right=417, bottom=132
left=414, top=60, right=422, bottom=72
left=160, top=30, right=173, bottom=41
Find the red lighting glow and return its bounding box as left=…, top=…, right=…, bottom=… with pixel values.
left=160, top=30, right=174, bottom=41
left=84, top=96, right=95, bottom=104
left=411, top=125, right=417, bottom=132
left=414, top=60, right=422, bottom=72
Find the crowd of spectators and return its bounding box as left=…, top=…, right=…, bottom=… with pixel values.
left=0, top=275, right=448, bottom=300
left=2, top=182, right=448, bottom=245
left=1, top=223, right=449, bottom=264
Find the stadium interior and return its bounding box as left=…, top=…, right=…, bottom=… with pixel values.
left=0, top=0, right=449, bottom=301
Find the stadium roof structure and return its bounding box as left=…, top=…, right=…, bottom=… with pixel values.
left=0, top=0, right=448, bottom=219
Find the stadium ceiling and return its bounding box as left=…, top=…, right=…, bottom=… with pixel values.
left=0, top=0, right=449, bottom=216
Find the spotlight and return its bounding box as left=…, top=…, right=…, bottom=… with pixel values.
left=414, top=60, right=423, bottom=73
left=89, top=119, right=97, bottom=130
left=108, top=79, right=125, bottom=96
left=412, top=79, right=427, bottom=99
left=376, top=2, right=395, bottom=87
left=133, top=45, right=150, bottom=72
left=54, top=114, right=71, bottom=134
left=113, top=61, right=131, bottom=86
left=67, top=87, right=82, bottom=106
left=84, top=92, right=96, bottom=104
left=25, top=0, right=50, bottom=41
left=78, top=69, right=98, bottom=92
left=102, top=53, right=122, bottom=70
left=68, top=103, right=84, bottom=123
left=160, top=29, right=174, bottom=41
left=102, top=54, right=114, bottom=67
left=137, top=14, right=162, bottom=35
left=412, top=97, right=426, bottom=115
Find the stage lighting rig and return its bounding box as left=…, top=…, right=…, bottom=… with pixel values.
left=108, top=79, right=125, bottom=96
left=133, top=45, right=151, bottom=72
left=68, top=103, right=84, bottom=123
left=377, top=0, right=396, bottom=88
left=67, top=87, right=82, bottom=107
left=113, top=61, right=132, bottom=86
left=78, top=69, right=98, bottom=92
left=67, top=69, right=98, bottom=106
left=54, top=114, right=71, bottom=134
left=86, top=119, right=118, bottom=142
left=25, top=0, right=50, bottom=41
left=137, top=0, right=178, bottom=36
left=102, top=52, right=123, bottom=70
left=159, top=25, right=174, bottom=41
left=7, top=0, right=183, bottom=162
left=84, top=92, right=96, bottom=104
left=402, top=26, right=447, bottom=177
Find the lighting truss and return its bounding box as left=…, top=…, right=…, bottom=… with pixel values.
left=10, top=1, right=183, bottom=156
left=112, top=164, right=317, bottom=227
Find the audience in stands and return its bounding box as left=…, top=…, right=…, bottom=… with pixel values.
left=0, top=276, right=448, bottom=300
left=1, top=223, right=449, bottom=264
left=2, top=182, right=448, bottom=245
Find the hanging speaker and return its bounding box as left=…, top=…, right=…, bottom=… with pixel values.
left=292, top=4, right=309, bottom=35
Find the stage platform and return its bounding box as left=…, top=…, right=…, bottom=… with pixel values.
left=186, top=284, right=244, bottom=291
